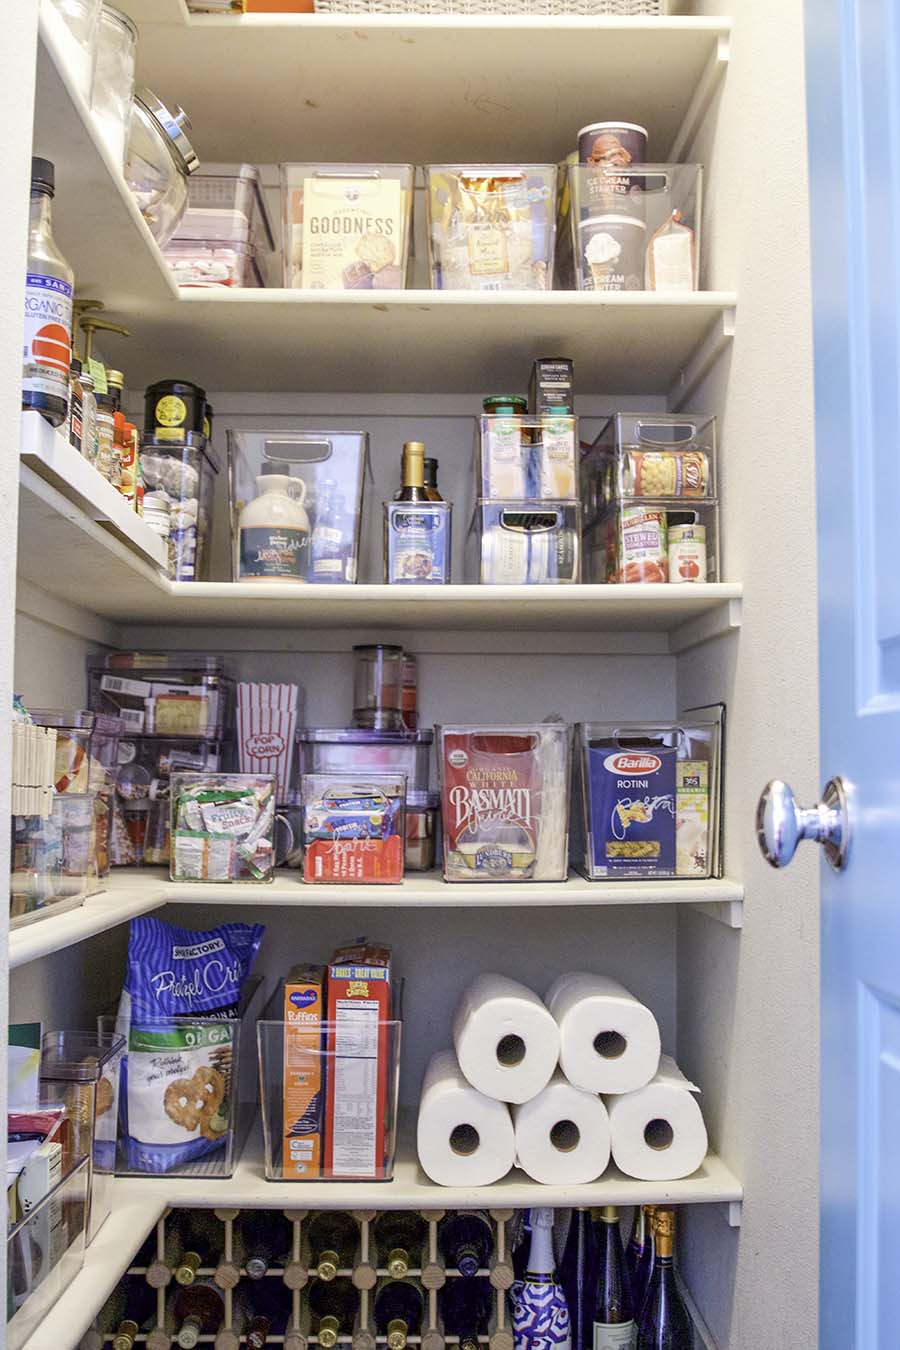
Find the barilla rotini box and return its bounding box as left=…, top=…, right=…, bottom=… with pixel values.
left=282, top=965, right=325, bottom=1178
left=587, top=738, right=678, bottom=876
left=325, top=942, right=392, bottom=1177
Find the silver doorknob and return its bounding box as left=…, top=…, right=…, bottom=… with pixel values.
left=756, top=777, right=851, bottom=871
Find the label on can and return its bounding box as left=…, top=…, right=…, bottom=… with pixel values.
left=23, top=272, right=72, bottom=401
left=668, top=522, right=707, bottom=583
left=578, top=216, right=646, bottom=292
left=483, top=522, right=529, bottom=584
left=387, top=503, right=450, bottom=583
left=155, top=395, right=188, bottom=429
left=611, top=506, right=668, bottom=583
left=240, top=526, right=309, bottom=581
left=485, top=417, right=528, bottom=497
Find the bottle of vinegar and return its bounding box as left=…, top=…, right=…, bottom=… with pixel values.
left=635, top=1210, right=693, bottom=1350
left=23, top=157, right=74, bottom=428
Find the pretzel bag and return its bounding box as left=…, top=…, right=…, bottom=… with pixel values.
left=115, top=916, right=265, bottom=1173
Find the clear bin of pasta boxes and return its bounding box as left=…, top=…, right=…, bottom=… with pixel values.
left=281, top=163, right=414, bottom=290
left=469, top=501, right=581, bottom=584
left=426, top=165, right=557, bottom=291
left=581, top=412, right=719, bottom=584
left=564, top=164, right=702, bottom=292
left=88, top=652, right=235, bottom=738
left=437, top=723, right=572, bottom=881
left=571, top=717, right=722, bottom=880
left=477, top=405, right=578, bottom=500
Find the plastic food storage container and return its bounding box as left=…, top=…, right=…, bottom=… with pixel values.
left=353, top=643, right=405, bottom=731
left=45, top=0, right=102, bottom=103
left=581, top=412, right=718, bottom=524
left=89, top=652, right=234, bottom=738
left=437, top=724, right=571, bottom=881
left=165, top=163, right=276, bottom=288
left=170, top=772, right=276, bottom=882
left=164, top=236, right=266, bottom=288
left=467, top=501, right=581, bottom=584
left=11, top=794, right=100, bottom=927
left=571, top=718, right=722, bottom=880
left=280, top=163, right=415, bottom=289
left=38, top=1031, right=125, bottom=1243
left=584, top=500, right=720, bottom=584
left=426, top=165, right=557, bottom=291
left=300, top=773, right=407, bottom=883
left=477, top=413, right=578, bottom=500
left=405, top=789, right=440, bottom=871
left=227, top=429, right=370, bottom=583
left=138, top=432, right=219, bottom=581
left=295, top=727, right=433, bottom=792
left=7, top=1155, right=90, bottom=1350
left=116, top=736, right=228, bottom=799
left=257, top=1008, right=401, bottom=1180
left=29, top=710, right=95, bottom=794
left=124, top=88, right=199, bottom=247
left=90, top=4, right=137, bottom=169
left=565, top=164, right=703, bottom=292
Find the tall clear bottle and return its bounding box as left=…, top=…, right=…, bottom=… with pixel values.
left=512, top=1207, right=571, bottom=1350
left=634, top=1210, right=693, bottom=1350
left=23, top=157, right=74, bottom=428
left=593, top=1207, right=636, bottom=1350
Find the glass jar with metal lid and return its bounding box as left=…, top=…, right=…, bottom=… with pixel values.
left=90, top=4, right=138, bottom=169
left=125, top=88, right=199, bottom=247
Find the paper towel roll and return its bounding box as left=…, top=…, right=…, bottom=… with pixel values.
left=605, top=1054, right=708, bottom=1180
left=512, top=1070, right=612, bottom=1184
left=546, top=972, right=661, bottom=1095
left=453, top=974, right=560, bottom=1104
left=417, top=1049, right=516, bottom=1187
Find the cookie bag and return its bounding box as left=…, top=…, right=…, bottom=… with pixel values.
left=115, top=916, right=265, bottom=1175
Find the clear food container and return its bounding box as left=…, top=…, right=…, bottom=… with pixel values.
left=138, top=433, right=219, bottom=581
left=116, top=736, right=228, bottom=799
left=90, top=4, right=137, bottom=169
left=565, top=164, right=703, bottom=292
left=88, top=652, right=235, bottom=739
left=468, top=501, right=581, bottom=584
left=426, top=165, right=557, bottom=291
left=295, top=727, right=433, bottom=793
left=125, top=88, right=199, bottom=247
left=405, top=789, right=440, bottom=871
left=39, top=1031, right=125, bottom=1243
left=166, top=163, right=276, bottom=288
left=477, top=414, right=578, bottom=500
left=7, top=1155, right=90, bottom=1350
left=257, top=1010, right=401, bottom=1180
left=300, top=773, right=407, bottom=884
left=29, top=710, right=95, bottom=794
left=227, top=428, right=370, bottom=583
left=87, top=713, right=127, bottom=797
left=571, top=718, right=722, bottom=879
left=281, top=163, right=415, bottom=289
left=11, top=794, right=100, bottom=928
left=584, top=500, right=720, bottom=584
left=45, top=0, right=102, bottom=103
left=353, top=643, right=405, bottom=731
left=581, top=412, right=718, bottom=525
left=164, top=236, right=266, bottom=288
left=170, top=772, right=276, bottom=883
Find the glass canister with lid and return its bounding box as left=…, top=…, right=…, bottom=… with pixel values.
left=125, top=88, right=199, bottom=246
left=90, top=4, right=138, bottom=169
left=45, top=0, right=102, bottom=103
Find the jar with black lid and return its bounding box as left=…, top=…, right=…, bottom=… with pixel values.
left=144, top=379, right=206, bottom=444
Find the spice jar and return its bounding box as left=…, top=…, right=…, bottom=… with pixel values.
left=90, top=5, right=137, bottom=169
left=125, top=88, right=199, bottom=247
left=94, top=393, right=116, bottom=481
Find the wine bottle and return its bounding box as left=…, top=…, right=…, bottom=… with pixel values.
left=624, top=1210, right=647, bottom=1291
left=593, top=1208, right=636, bottom=1350
left=438, top=1211, right=493, bottom=1277
left=373, top=1212, right=427, bottom=1278
left=374, top=1279, right=424, bottom=1349
left=635, top=1211, right=693, bottom=1350
left=309, top=1276, right=358, bottom=1346
left=512, top=1213, right=532, bottom=1283
left=172, top=1212, right=223, bottom=1287
left=100, top=1277, right=158, bottom=1350
left=631, top=1208, right=657, bottom=1316
left=440, top=1274, right=493, bottom=1350
left=238, top=1210, right=295, bottom=1279
left=171, top=1280, right=225, bottom=1349
left=396, top=442, right=429, bottom=504
left=424, top=458, right=443, bottom=503
left=307, top=1211, right=360, bottom=1281
left=512, top=1207, right=571, bottom=1350
left=233, top=1279, right=294, bottom=1350
left=558, top=1208, right=598, bottom=1350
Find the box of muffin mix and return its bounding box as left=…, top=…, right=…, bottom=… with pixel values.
left=324, top=942, right=393, bottom=1177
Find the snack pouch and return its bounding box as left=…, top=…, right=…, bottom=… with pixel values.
left=115, top=916, right=265, bottom=1173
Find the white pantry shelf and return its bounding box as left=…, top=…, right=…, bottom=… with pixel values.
left=9, top=881, right=165, bottom=970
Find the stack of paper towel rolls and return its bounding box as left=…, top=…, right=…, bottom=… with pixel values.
left=416, top=971, right=708, bottom=1187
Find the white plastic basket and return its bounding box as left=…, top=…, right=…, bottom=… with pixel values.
left=314, top=0, right=665, bottom=14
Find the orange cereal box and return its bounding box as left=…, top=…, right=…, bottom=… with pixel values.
left=282, top=964, right=325, bottom=1178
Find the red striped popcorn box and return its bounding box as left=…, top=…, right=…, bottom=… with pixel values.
left=236, top=682, right=300, bottom=801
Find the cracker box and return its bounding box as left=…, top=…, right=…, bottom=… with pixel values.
left=281, top=965, right=325, bottom=1178
left=325, top=943, right=392, bottom=1177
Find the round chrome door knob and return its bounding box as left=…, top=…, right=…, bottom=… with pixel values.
left=756, top=777, right=851, bottom=871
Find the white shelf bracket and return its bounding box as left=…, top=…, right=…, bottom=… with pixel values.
left=724, top=1199, right=743, bottom=1228
left=690, top=898, right=744, bottom=930
left=668, top=596, right=742, bottom=655
left=667, top=32, right=731, bottom=162
left=668, top=305, right=736, bottom=412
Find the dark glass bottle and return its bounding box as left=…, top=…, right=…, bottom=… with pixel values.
left=171, top=1279, right=225, bottom=1348
left=438, top=1211, right=493, bottom=1277
left=374, top=1279, right=424, bottom=1349
left=625, top=1209, right=647, bottom=1291
left=309, top=1276, right=358, bottom=1346
left=104, top=1276, right=158, bottom=1350
left=238, top=1210, right=294, bottom=1279
left=172, top=1212, right=222, bottom=1287
left=233, top=1279, right=294, bottom=1349
left=373, top=1212, right=427, bottom=1278
left=635, top=1210, right=693, bottom=1350
left=593, top=1207, right=635, bottom=1350
left=440, top=1274, right=493, bottom=1350
left=632, top=1207, right=657, bottom=1315
left=396, top=441, right=429, bottom=503
left=424, top=457, right=443, bottom=502
left=558, top=1208, right=597, bottom=1350
left=307, top=1211, right=359, bottom=1281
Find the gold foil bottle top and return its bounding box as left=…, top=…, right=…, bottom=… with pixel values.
left=387, top=1319, right=409, bottom=1350
left=319, top=1316, right=340, bottom=1348
left=174, top=1250, right=201, bottom=1285
left=599, top=1206, right=619, bottom=1223
left=112, top=1322, right=139, bottom=1350
left=387, top=1247, right=410, bottom=1279
left=318, top=1250, right=339, bottom=1282
left=651, top=1207, right=676, bottom=1257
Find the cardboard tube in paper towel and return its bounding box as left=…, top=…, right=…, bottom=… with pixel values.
left=545, top=972, right=661, bottom=1095
left=513, top=1071, right=612, bottom=1184
left=417, top=1049, right=516, bottom=1187
left=605, top=1054, right=708, bottom=1180
left=452, top=973, right=560, bottom=1104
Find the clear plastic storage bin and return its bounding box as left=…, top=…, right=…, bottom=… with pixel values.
left=257, top=1011, right=401, bottom=1181
left=115, top=736, right=229, bottom=801
left=39, top=1031, right=125, bottom=1243
left=477, top=413, right=578, bottom=500
left=164, top=236, right=265, bottom=288
left=584, top=500, right=720, bottom=584
left=11, top=793, right=100, bottom=926
left=170, top=772, right=276, bottom=883
left=295, top=727, right=433, bottom=792
left=138, top=432, right=219, bottom=581
left=571, top=718, right=722, bottom=880
left=29, top=710, right=95, bottom=794
left=7, top=1155, right=90, bottom=1350
left=426, top=165, right=557, bottom=290
left=300, top=773, right=407, bottom=883
left=565, top=163, right=703, bottom=291
left=468, top=501, right=581, bottom=583
left=165, top=163, right=276, bottom=288
left=281, top=163, right=414, bottom=289
left=88, top=652, right=235, bottom=739
left=581, top=412, right=718, bottom=522
left=227, top=429, right=370, bottom=583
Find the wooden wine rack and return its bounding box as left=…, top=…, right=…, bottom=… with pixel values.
left=82, top=1209, right=518, bottom=1350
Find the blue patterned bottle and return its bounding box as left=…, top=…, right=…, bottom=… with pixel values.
left=512, top=1208, right=572, bottom=1350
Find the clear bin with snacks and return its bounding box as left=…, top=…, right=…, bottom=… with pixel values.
left=426, top=164, right=557, bottom=290
left=7, top=1155, right=90, bottom=1350
left=281, top=163, right=415, bottom=289
left=88, top=652, right=235, bottom=739
left=468, top=500, right=581, bottom=584
left=300, top=773, right=407, bottom=884
left=477, top=412, right=578, bottom=500
left=170, top=772, right=276, bottom=883
left=165, top=162, right=276, bottom=288
left=28, top=710, right=95, bottom=795
left=571, top=716, right=722, bottom=880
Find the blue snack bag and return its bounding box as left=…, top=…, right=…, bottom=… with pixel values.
left=116, top=916, right=265, bottom=1173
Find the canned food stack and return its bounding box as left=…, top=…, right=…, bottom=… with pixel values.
left=580, top=412, right=720, bottom=584
left=469, top=361, right=581, bottom=584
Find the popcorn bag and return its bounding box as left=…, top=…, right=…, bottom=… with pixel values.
left=237, top=682, right=300, bottom=802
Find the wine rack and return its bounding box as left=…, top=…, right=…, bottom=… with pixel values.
left=82, top=1209, right=517, bottom=1350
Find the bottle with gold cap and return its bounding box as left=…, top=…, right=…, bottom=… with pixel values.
left=635, top=1209, right=693, bottom=1350
left=373, top=1211, right=427, bottom=1278
left=309, top=1276, right=358, bottom=1347
left=593, top=1207, right=635, bottom=1349
left=307, top=1211, right=359, bottom=1281
left=374, top=1279, right=424, bottom=1350
left=384, top=441, right=452, bottom=584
